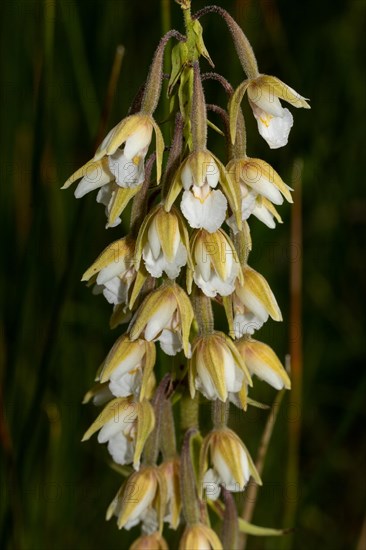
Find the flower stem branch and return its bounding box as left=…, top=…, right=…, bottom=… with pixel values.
left=141, top=29, right=186, bottom=115
left=193, top=5, right=259, bottom=79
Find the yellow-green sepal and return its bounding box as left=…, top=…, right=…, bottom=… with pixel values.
left=133, top=399, right=155, bottom=469
left=228, top=79, right=250, bottom=144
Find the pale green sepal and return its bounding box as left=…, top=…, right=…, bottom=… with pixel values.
left=229, top=79, right=250, bottom=144
left=238, top=518, right=289, bottom=536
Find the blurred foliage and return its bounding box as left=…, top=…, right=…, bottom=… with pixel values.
left=0, top=0, right=365, bottom=549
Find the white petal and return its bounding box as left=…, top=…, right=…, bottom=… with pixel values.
left=109, top=345, right=145, bottom=381
left=202, top=469, right=221, bottom=501
left=97, top=259, right=126, bottom=285
left=242, top=289, right=270, bottom=323
left=158, top=329, right=183, bottom=356
left=123, top=481, right=157, bottom=525
left=144, top=301, right=177, bottom=341
left=98, top=411, right=129, bottom=443
left=180, top=190, right=227, bottom=233
left=195, top=240, right=212, bottom=283
left=109, top=369, right=142, bottom=397
left=251, top=103, right=294, bottom=149
left=222, top=348, right=244, bottom=393
left=252, top=202, right=276, bottom=228
left=248, top=87, right=285, bottom=118
left=102, top=277, right=127, bottom=305
left=74, top=165, right=112, bottom=198
left=147, top=220, right=161, bottom=260
left=123, top=125, right=152, bottom=160
left=96, top=183, right=113, bottom=206
left=181, top=161, right=194, bottom=190
left=141, top=508, right=159, bottom=535
left=92, top=386, right=114, bottom=406
left=108, top=149, right=145, bottom=188
left=195, top=358, right=218, bottom=399
left=244, top=171, right=283, bottom=205
left=246, top=356, right=285, bottom=390
left=206, top=159, right=220, bottom=188
left=241, top=189, right=258, bottom=219
left=107, top=432, right=134, bottom=465
left=96, top=184, right=122, bottom=227
left=194, top=271, right=236, bottom=298
left=233, top=312, right=264, bottom=337
left=212, top=449, right=237, bottom=488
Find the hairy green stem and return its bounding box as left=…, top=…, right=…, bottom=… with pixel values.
left=192, top=290, right=214, bottom=335
left=180, top=428, right=201, bottom=525
left=212, top=399, right=229, bottom=429
left=193, top=5, right=259, bottom=80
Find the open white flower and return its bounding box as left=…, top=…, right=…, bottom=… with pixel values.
left=164, top=150, right=242, bottom=234
left=180, top=151, right=227, bottom=232
left=232, top=265, right=282, bottom=337
left=106, top=466, right=167, bottom=532
left=97, top=335, right=156, bottom=400
left=82, top=397, right=155, bottom=469
left=236, top=338, right=291, bottom=390
left=189, top=229, right=241, bottom=297
left=200, top=428, right=261, bottom=500
left=135, top=205, right=192, bottom=280
left=227, top=157, right=292, bottom=232
left=82, top=237, right=136, bottom=306
left=129, top=283, right=194, bottom=357
left=188, top=332, right=251, bottom=402
left=247, top=76, right=310, bottom=149
left=62, top=114, right=165, bottom=226
left=229, top=75, right=309, bottom=150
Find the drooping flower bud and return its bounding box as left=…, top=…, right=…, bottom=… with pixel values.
left=200, top=427, right=261, bottom=500
left=129, top=283, right=194, bottom=357
left=82, top=236, right=136, bottom=306
left=130, top=532, right=168, bottom=550
left=232, top=265, right=282, bottom=337
left=188, top=331, right=251, bottom=402
left=106, top=466, right=167, bottom=532
left=97, top=335, right=156, bottom=400
left=189, top=229, right=242, bottom=297
left=135, top=205, right=192, bottom=279
left=82, top=397, right=155, bottom=470
left=179, top=523, right=223, bottom=550
left=236, top=338, right=291, bottom=390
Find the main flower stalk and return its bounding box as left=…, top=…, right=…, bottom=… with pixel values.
left=63, top=1, right=309, bottom=547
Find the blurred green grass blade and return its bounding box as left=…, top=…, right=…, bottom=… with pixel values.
left=60, top=0, right=100, bottom=137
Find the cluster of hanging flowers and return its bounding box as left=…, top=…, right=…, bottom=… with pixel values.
left=63, top=2, right=309, bottom=548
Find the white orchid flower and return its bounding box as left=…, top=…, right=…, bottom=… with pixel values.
left=134, top=205, right=192, bottom=280
left=230, top=75, right=310, bottom=150
left=232, top=265, right=282, bottom=337
left=129, top=283, right=194, bottom=358
left=200, top=428, right=261, bottom=500
left=164, top=150, right=242, bottom=234
left=188, top=332, right=251, bottom=403
left=189, top=229, right=241, bottom=298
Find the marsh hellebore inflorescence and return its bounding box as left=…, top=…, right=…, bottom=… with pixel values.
left=64, top=1, right=309, bottom=547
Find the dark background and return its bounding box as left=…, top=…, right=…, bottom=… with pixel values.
left=1, top=0, right=365, bottom=548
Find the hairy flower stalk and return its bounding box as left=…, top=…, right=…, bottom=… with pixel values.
left=63, top=1, right=309, bottom=547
